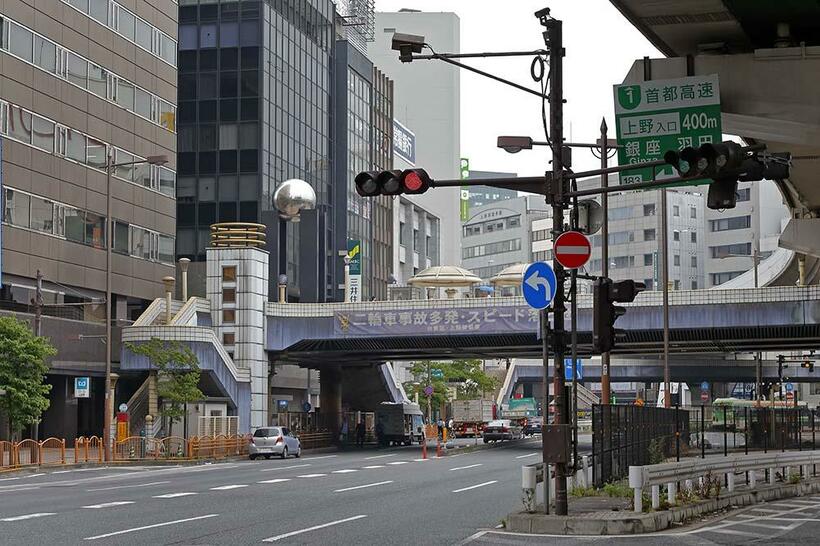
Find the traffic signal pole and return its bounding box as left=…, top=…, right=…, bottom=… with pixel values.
left=600, top=120, right=611, bottom=405
left=544, top=13, right=569, bottom=517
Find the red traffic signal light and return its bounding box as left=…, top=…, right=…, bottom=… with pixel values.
left=354, top=169, right=433, bottom=197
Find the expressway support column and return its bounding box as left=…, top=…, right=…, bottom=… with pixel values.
left=320, top=368, right=343, bottom=441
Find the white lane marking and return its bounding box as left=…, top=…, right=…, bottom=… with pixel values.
left=413, top=458, right=429, bottom=462
left=82, top=501, right=135, bottom=509
left=87, top=481, right=171, bottom=492
left=51, top=471, right=71, bottom=474
left=456, top=530, right=489, bottom=545
left=364, top=454, right=394, bottom=460
left=334, top=481, right=393, bottom=493
left=258, top=478, right=291, bottom=484
left=387, top=461, right=409, bottom=466
left=515, top=453, right=539, bottom=459
left=362, top=465, right=385, bottom=469
left=304, top=455, right=337, bottom=460
left=0, top=477, right=20, bottom=482
left=210, top=485, right=248, bottom=490
left=702, top=528, right=761, bottom=537
left=452, top=480, right=498, bottom=493
left=0, top=512, right=56, bottom=521
left=0, top=486, right=40, bottom=493
left=259, top=464, right=310, bottom=472
left=27, top=473, right=45, bottom=478
left=83, top=514, right=218, bottom=541
left=449, top=464, right=482, bottom=471
left=262, top=515, right=367, bottom=542
left=153, top=492, right=198, bottom=498
left=332, top=469, right=358, bottom=474
left=730, top=521, right=793, bottom=530
left=297, top=474, right=327, bottom=478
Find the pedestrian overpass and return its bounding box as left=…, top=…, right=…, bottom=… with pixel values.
left=266, top=286, right=820, bottom=364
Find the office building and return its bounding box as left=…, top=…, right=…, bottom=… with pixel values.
left=531, top=175, right=707, bottom=291
left=176, top=0, right=335, bottom=302
left=465, top=170, right=518, bottom=209
left=462, top=196, right=549, bottom=280
left=371, top=10, right=461, bottom=265
left=0, top=0, right=178, bottom=439
left=704, top=180, right=789, bottom=287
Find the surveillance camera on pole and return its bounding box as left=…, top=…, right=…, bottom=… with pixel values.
left=391, top=33, right=425, bottom=62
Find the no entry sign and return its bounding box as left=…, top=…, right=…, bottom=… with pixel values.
left=554, top=231, right=592, bottom=269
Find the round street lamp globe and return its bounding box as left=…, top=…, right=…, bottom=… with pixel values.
left=273, top=179, right=316, bottom=222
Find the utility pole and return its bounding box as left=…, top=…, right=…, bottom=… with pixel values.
left=32, top=269, right=43, bottom=442
left=600, top=119, right=610, bottom=405
left=542, top=11, right=568, bottom=516
left=662, top=188, right=671, bottom=408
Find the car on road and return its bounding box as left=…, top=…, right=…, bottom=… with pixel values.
left=523, top=417, right=543, bottom=437
left=482, top=419, right=523, bottom=443
left=249, top=426, right=301, bottom=459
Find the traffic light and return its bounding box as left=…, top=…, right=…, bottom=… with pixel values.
left=801, top=360, right=815, bottom=372
left=592, top=278, right=646, bottom=353
left=664, top=141, right=745, bottom=180
left=354, top=169, right=433, bottom=197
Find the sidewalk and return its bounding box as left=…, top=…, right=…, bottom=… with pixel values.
left=507, top=473, right=820, bottom=535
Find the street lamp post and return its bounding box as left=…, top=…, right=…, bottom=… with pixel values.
left=104, top=152, right=168, bottom=462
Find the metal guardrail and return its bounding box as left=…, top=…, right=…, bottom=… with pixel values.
left=629, top=450, right=820, bottom=513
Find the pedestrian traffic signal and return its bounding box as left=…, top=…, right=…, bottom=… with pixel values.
left=592, top=278, right=646, bottom=353
left=354, top=169, right=433, bottom=197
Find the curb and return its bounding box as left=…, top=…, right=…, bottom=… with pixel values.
left=507, top=479, right=820, bottom=535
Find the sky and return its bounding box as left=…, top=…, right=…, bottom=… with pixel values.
left=372, top=0, right=662, bottom=176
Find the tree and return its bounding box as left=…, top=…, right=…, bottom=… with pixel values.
left=0, top=316, right=56, bottom=440
left=403, top=359, right=499, bottom=417
left=125, top=338, right=204, bottom=427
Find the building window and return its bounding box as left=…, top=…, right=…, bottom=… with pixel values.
left=736, top=188, right=751, bottom=202
left=222, top=309, right=236, bottom=323
left=223, top=287, right=236, bottom=303
left=673, top=280, right=680, bottom=290
left=673, top=205, right=680, bottom=217
left=691, top=255, right=697, bottom=267
left=711, top=271, right=745, bottom=285
left=690, top=206, right=697, bottom=219
left=691, top=280, right=698, bottom=290
left=644, top=254, right=653, bottom=266
left=690, top=231, right=697, bottom=243
left=643, top=229, right=656, bottom=242
left=222, top=266, right=237, bottom=282
left=710, top=243, right=752, bottom=258
left=222, top=332, right=235, bottom=346
left=643, top=204, right=655, bottom=216
left=673, top=254, right=680, bottom=266
left=709, top=215, right=751, bottom=232
left=673, top=230, right=680, bottom=242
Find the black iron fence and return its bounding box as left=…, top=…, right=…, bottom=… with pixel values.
left=592, top=405, right=690, bottom=486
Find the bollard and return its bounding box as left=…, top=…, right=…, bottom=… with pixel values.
left=727, top=472, right=735, bottom=493
left=667, top=482, right=677, bottom=505
left=749, top=470, right=757, bottom=489
left=522, top=466, right=537, bottom=513
left=436, top=438, right=442, bottom=458
left=651, top=485, right=660, bottom=509
left=685, top=479, right=694, bottom=492
left=769, top=468, right=776, bottom=485
left=633, top=487, right=643, bottom=513
left=581, top=455, right=590, bottom=488
left=422, top=440, right=427, bottom=460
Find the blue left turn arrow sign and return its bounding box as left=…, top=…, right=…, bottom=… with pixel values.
left=522, top=262, right=557, bottom=310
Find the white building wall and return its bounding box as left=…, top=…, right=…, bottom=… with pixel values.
left=372, top=11, right=461, bottom=266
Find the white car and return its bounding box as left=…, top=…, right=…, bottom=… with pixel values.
left=249, top=427, right=301, bottom=459
left=482, top=419, right=524, bottom=443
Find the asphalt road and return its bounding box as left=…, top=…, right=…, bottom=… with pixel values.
left=466, top=496, right=820, bottom=545
left=0, top=435, right=591, bottom=545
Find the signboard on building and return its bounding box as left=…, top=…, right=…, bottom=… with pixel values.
left=393, top=119, right=416, bottom=166
left=460, top=158, right=470, bottom=222
left=347, top=239, right=362, bottom=303
left=74, top=377, right=90, bottom=398
left=614, top=74, right=721, bottom=186
left=334, top=305, right=541, bottom=336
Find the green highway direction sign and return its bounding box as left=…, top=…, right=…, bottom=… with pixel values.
left=614, top=74, right=721, bottom=187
